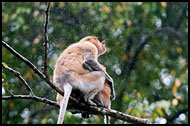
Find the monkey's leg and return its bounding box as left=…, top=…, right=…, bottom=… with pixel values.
left=57, top=83, right=72, bottom=124
left=83, top=60, right=115, bottom=100
left=72, top=71, right=105, bottom=106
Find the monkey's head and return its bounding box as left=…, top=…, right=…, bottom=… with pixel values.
left=79, top=36, right=106, bottom=56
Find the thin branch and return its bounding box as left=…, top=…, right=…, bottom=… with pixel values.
left=2, top=41, right=47, bottom=80
left=7, top=89, right=14, bottom=96
left=2, top=95, right=59, bottom=107
left=2, top=63, right=34, bottom=95
left=2, top=41, right=151, bottom=124
left=43, top=2, right=50, bottom=77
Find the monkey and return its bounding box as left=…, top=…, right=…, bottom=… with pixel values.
left=53, top=36, right=115, bottom=124
left=83, top=63, right=112, bottom=124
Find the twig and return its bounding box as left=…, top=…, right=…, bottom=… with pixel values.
left=2, top=41, right=151, bottom=124
left=2, top=95, right=59, bottom=107
left=2, top=41, right=46, bottom=80
left=7, top=89, right=14, bottom=96
left=43, top=2, right=50, bottom=77
left=2, top=63, right=34, bottom=95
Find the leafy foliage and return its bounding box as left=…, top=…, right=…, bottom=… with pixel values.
left=2, top=2, right=188, bottom=124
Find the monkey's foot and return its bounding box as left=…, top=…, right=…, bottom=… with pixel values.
left=92, top=100, right=105, bottom=107
left=84, top=98, right=97, bottom=106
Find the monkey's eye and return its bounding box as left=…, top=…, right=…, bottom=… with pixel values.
left=87, top=39, right=91, bottom=41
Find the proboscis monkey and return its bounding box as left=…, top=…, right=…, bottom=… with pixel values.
left=53, top=36, right=114, bottom=124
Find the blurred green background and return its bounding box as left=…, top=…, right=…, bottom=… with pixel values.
left=2, top=2, right=188, bottom=124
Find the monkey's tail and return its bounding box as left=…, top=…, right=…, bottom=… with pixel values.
left=57, top=83, right=72, bottom=124
left=104, top=104, right=111, bottom=124
left=104, top=115, right=110, bottom=124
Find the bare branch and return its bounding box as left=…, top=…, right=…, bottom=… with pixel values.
left=2, top=63, right=34, bottom=95
left=2, top=41, right=47, bottom=80
left=2, top=95, right=59, bottom=107
left=7, top=89, right=14, bottom=96
left=43, top=2, right=50, bottom=77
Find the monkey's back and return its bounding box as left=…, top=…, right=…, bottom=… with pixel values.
left=53, top=42, right=98, bottom=80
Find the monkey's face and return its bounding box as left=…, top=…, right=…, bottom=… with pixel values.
left=98, top=40, right=106, bottom=56
left=88, top=38, right=106, bottom=56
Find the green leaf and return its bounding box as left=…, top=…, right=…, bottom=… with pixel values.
left=3, top=82, right=9, bottom=90
left=2, top=62, right=8, bottom=67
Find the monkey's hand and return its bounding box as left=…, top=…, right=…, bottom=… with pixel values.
left=83, top=60, right=115, bottom=100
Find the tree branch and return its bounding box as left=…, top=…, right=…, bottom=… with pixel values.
left=43, top=2, right=50, bottom=77
left=2, top=95, right=59, bottom=107
left=2, top=95, right=151, bottom=124
left=2, top=41, right=47, bottom=80
left=2, top=63, right=34, bottom=95
left=2, top=40, right=151, bottom=124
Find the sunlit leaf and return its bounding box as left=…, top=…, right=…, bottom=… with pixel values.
left=58, top=2, right=64, bottom=8
left=172, top=79, right=181, bottom=95
left=102, top=5, right=110, bottom=14
left=127, top=19, right=132, bottom=26
left=33, top=10, right=40, bottom=17
left=3, top=82, right=9, bottom=90
left=121, top=54, right=128, bottom=61
left=136, top=92, right=141, bottom=98
left=41, top=118, right=48, bottom=124
left=180, top=73, right=185, bottom=81
left=9, top=102, right=15, bottom=109
left=176, top=96, right=184, bottom=102
left=115, top=4, right=123, bottom=12
left=156, top=107, right=164, bottom=116
left=50, top=2, right=55, bottom=9
left=2, top=73, right=6, bottom=79
left=95, top=116, right=100, bottom=122
left=2, top=62, right=8, bottom=67
left=160, top=2, right=167, bottom=8
left=172, top=98, right=178, bottom=106
left=125, top=108, right=132, bottom=113
left=176, top=47, right=182, bottom=54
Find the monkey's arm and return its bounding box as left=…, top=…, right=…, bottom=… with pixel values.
left=83, top=60, right=115, bottom=100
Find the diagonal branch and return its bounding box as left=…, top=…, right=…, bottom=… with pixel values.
left=2, top=63, right=34, bottom=95
left=2, top=40, right=151, bottom=124
left=43, top=2, right=50, bottom=77
left=2, top=41, right=47, bottom=80
left=123, top=27, right=182, bottom=76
